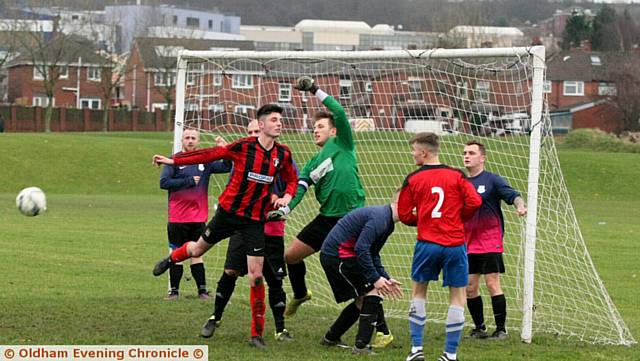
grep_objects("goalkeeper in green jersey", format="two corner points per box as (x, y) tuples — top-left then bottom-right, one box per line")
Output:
(268, 76), (366, 314)
(268, 76), (391, 347)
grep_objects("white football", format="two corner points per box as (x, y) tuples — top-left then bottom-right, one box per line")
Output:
(16, 187), (47, 217)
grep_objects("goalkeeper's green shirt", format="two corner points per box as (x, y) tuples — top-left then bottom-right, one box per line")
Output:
(289, 91), (365, 217)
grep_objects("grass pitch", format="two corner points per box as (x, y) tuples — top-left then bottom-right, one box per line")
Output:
(0, 132), (637, 360)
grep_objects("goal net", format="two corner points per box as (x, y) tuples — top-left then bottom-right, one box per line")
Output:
(172, 47), (634, 345)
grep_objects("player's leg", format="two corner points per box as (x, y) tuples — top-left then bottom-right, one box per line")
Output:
(165, 223), (186, 300)
(153, 208), (234, 276)
(354, 289), (383, 354)
(406, 241), (442, 361)
(466, 255), (487, 338)
(189, 222), (210, 299)
(371, 303), (394, 348)
(285, 215), (341, 317)
(201, 232), (246, 338)
(244, 221), (267, 348)
(440, 244), (469, 361)
(484, 252), (507, 340)
(263, 235), (290, 341)
(319, 253), (358, 349)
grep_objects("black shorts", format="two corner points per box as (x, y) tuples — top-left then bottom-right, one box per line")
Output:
(202, 208), (265, 256)
(297, 214), (342, 252)
(468, 253), (505, 274)
(224, 233), (286, 280)
(167, 222), (206, 249)
(320, 253), (374, 303)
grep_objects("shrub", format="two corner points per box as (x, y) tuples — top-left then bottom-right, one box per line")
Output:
(563, 128), (640, 153)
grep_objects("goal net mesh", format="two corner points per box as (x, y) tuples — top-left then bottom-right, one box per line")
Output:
(174, 49), (634, 345)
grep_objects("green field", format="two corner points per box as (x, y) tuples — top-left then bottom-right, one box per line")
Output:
(0, 132), (638, 360)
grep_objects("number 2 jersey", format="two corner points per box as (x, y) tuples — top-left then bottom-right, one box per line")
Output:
(398, 164), (482, 247)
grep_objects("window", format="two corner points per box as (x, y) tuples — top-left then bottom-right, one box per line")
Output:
(186, 17), (199, 28)
(232, 74), (253, 89)
(279, 83), (292, 102)
(87, 67), (101, 81)
(152, 103), (169, 110)
(187, 64), (204, 86)
(155, 71), (175, 86)
(590, 55), (601, 66)
(234, 105), (255, 114)
(408, 79), (422, 101)
(58, 65), (69, 79)
(456, 81), (468, 99)
(187, 103), (199, 111)
(213, 74), (222, 87)
(172, 15), (178, 25)
(33, 67), (48, 80)
(543, 80), (552, 94)
(80, 98), (101, 109)
(32, 96), (54, 107)
(339, 79), (352, 99)
(208, 104), (224, 112)
(365, 82), (373, 93)
(563, 81), (584, 96)
(475, 81), (491, 102)
(208, 19), (213, 29)
(598, 82), (617, 96)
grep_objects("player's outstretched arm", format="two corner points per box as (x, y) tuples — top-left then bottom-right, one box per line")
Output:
(294, 76), (354, 150)
(153, 154), (174, 166)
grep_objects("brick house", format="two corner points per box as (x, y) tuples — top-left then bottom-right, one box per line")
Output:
(7, 36), (115, 109)
(123, 37), (254, 112)
(546, 50), (640, 132)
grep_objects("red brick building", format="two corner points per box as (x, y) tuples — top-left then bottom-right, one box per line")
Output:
(7, 36), (115, 109)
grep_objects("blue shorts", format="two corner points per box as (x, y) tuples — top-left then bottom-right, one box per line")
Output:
(411, 241), (468, 288)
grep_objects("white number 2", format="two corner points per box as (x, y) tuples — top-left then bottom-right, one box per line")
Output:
(431, 187), (444, 218)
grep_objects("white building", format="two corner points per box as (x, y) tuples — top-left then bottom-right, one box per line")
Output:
(448, 26), (526, 48)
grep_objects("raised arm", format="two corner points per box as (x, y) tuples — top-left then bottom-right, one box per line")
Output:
(173, 145), (233, 166)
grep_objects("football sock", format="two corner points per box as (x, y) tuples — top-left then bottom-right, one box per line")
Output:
(250, 278), (266, 338)
(168, 263), (183, 292)
(467, 295), (485, 330)
(326, 301), (359, 341)
(190, 263), (207, 294)
(375, 305), (390, 335)
(355, 295), (383, 349)
(492, 294), (507, 331)
(268, 280), (286, 333)
(287, 261), (308, 299)
(213, 271), (237, 320)
(170, 242), (192, 263)
(409, 298), (427, 348)
(444, 305), (465, 357)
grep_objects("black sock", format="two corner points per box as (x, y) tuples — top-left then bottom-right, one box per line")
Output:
(375, 305), (390, 335)
(355, 296), (383, 349)
(190, 263), (207, 294)
(287, 261), (308, 300)
(168, 264), (183, 293)
(467, 295), (485, 330)
(268, 282), (286, 333)
(326, 301), (360, 341)
(492, 294), (507, 332)
(213, 272), (238, 320)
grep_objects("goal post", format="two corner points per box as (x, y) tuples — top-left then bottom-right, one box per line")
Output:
(172, 46), (635, 346)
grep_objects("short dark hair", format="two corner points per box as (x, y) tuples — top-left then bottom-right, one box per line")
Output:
(256, 104), (283, 119)
(409, 132), (439, 154)
(313, 110), (335, 128)
(465, 140), (486, 155)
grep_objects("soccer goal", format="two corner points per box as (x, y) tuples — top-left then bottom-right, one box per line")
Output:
(172, 47), (634, 346)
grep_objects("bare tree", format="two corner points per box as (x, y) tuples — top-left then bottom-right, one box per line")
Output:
(609, 61), (640, 132)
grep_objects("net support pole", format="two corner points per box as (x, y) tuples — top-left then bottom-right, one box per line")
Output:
(172, 54), (189, 155)
(521, 45), (546, 344)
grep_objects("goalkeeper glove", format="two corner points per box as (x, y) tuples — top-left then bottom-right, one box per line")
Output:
(266, 206), (290, 221)
(294, 76), (319, 94)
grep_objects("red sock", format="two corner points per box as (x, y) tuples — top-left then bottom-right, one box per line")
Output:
(171, 242), (191, 263)
(250, 282), (266, 337)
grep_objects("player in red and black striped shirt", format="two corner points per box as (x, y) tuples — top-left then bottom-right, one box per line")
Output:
(151, 104), (298, 348)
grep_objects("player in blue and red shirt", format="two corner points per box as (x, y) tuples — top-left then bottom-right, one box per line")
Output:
(319, 193), (403, 354)
(463, 140), (527, 341)
(398, 133), (482, 361)
(160, 129), (231, 300)
(152, 104), (298, 347)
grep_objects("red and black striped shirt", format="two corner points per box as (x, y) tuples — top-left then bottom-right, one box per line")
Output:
(173, 136), (298, 221)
